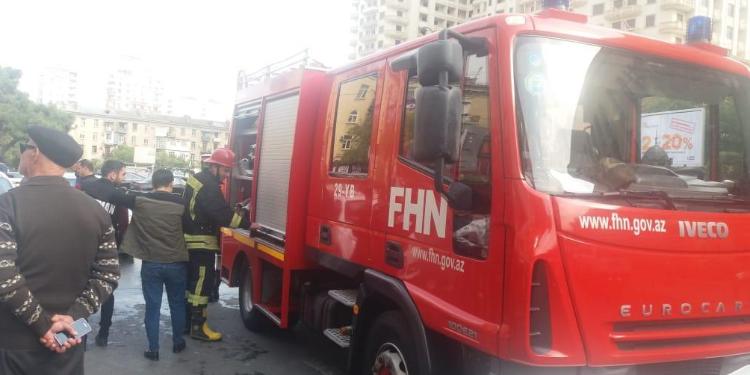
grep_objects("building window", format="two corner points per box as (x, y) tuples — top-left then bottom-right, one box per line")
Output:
(612, 21), (622, 29)
(420, 13), (428, 21)
(92, 146), (97, 154)
(458, 9), (466, 17)
(396, 25), (403, 31)
(395, 39), (402, 45)
(131, 136), (136, 144)
(348, 110), (359, 124)
(397, 10), (403, 16)
(614, 0), (623, 8)
(647, 0), (655, 4)
(625, 18), (635, 29)
(593, 3), (604, 15)
(192, 129), (196, 136)
(132, 123), (138, 131)
(646, 14), (655, 27)
(421, 0), (428, 6)
(675, 37), (683, 43)
(330, 74), (378, 176)
(727, 26), (734, 39)
(192, 141), (196, 149)
(627, 0), (636, 5)
(728, 3), (736, 15)
(144, 139), (148, 145)
(93, 133), (98, 141)
(341, 135), (353, 150)
(79, 133), (85, 140)
(356, 84), (370, 100)
(677, 13), (684, 22)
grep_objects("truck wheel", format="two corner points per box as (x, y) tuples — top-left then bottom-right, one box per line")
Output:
(363, 311), (418, 375)
(239, 266), (271, 332)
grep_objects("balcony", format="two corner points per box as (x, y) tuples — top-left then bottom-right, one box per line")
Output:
(384, 27), (407, 39)
(385, 0), (409, 11)
(570, 0), (586, 8)
(604, 5), (641, 21)
(659, 20), (686, 35)
(661, 0), (694, 12)
(384, 14), (409, 25)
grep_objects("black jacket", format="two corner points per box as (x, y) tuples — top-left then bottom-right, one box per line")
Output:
(0, 176), (120, 350)
(81, 178), (130, 246)
(182, 171), (248, 251)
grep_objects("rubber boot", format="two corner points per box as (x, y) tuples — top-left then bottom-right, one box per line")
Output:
(95, 326), (109, 347)
(190, 306), (222, 342)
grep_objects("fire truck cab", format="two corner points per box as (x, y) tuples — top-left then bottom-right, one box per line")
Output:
(220, 6), (750, 375)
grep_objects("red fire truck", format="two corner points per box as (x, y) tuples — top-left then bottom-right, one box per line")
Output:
(219, 4), (750, 374)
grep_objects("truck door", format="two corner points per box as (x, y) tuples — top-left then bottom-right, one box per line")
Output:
(376, 28), (504, 348)
(315, 62), (385, 265)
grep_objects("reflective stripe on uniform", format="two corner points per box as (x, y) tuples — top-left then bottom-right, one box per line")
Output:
(229, 212), (242, 228)
(186, 176), (203, 221)
(187, 266), (209, 306)
(184, 234), (219, 250)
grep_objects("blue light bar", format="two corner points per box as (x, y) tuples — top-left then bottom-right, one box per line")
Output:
(687, 16), (712, 43)
(542, 0), (570, 10)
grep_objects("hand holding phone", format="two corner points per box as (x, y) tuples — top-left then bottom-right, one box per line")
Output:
(54, 318), (92, 347)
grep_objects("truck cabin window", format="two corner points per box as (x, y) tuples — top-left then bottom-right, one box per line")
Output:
(515, 36), (750, 212)
(329, 74), (379, 176)
(401, 54), (492, 259)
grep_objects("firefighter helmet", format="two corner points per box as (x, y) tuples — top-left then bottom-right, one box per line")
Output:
(204, 148), (235, 168)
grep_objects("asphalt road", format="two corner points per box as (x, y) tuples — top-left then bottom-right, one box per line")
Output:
(84, 257), (347, 375)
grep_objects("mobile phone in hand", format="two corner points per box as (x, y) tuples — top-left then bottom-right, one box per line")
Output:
(54, 318), (92, 347)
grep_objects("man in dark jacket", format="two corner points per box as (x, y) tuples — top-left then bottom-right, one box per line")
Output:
(73, 159), (97, 189)
(0, 126), (120, 374)
(183, 148), (248, 341)
(80, 159), (129, 347)
(119, 169), (188, 360)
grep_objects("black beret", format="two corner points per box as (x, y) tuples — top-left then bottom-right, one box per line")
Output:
(28, 126), (83, 168)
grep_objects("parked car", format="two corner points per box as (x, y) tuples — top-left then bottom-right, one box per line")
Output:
(0, 162), (8, 175)
(5, 171), (22, 188)
(0, 173), (13, 194)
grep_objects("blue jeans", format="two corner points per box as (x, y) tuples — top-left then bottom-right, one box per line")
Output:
(141, 261), (188, 351)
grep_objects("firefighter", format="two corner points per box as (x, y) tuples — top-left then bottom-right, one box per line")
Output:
(183, 148), (248, 341)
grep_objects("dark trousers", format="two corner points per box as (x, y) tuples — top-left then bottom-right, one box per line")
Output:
(141, 261), (188, 351)
(187, 250), (216, 307)
(0, 345), (84, 375)
(99, 294), (114, 331)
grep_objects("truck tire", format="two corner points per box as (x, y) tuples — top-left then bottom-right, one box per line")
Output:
(363, 311), (419, 375)
(239, 266), (272, 332)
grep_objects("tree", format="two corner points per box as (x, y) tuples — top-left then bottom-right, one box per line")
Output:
(0, 66), (73, 167)
(156, 150), (189, 169)
(110, 145), (134, 163)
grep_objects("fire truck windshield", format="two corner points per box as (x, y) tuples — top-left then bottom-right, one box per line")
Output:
(514, 36), (750, 212)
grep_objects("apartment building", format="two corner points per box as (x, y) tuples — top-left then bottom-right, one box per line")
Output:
(67, 110), (229, 167)
(350, 0), (473, 59)
(31, 67), (80, 111)
(352, 0), (750, 61)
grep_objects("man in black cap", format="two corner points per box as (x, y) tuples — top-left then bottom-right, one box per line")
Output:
(0, 126), (120, 374)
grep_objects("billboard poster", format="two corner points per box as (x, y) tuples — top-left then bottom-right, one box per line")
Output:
(641, 108), (705, 167)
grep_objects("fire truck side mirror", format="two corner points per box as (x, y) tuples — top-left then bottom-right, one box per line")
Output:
(413, 85), (462, 163)
(416, 39), (464, 86)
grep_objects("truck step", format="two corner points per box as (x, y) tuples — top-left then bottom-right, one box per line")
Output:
(323, 326), (351, 348)
(328, 289), (357, 308)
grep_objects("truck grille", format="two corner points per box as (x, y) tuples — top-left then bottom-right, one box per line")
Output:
(611, 315), (750, 351)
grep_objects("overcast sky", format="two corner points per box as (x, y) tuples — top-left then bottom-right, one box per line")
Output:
(0, 0), (352, 118)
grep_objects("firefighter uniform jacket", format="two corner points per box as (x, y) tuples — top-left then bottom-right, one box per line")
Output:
(0, 176), (120, 350)
(182, 171), (248, 251)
